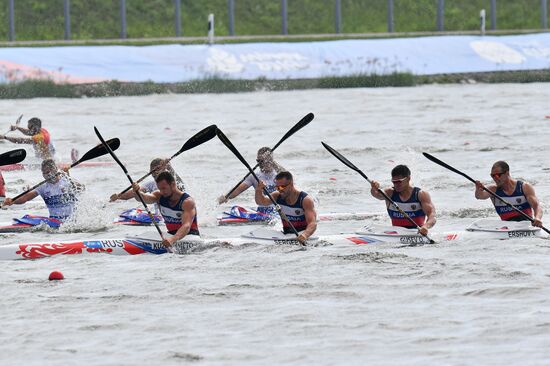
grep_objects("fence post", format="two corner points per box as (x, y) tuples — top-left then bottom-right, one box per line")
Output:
(228, 0), (235, 35)
(64, 0), (71, 40)
(335, 0), (341, 33)
(542, 0), (548, 29)
(175, 0), (181, 36)
(436, 0), (444, 31)
(387, 0), (394, 32)
(208, 13), (215, 45)
(480, 9), (486, 35)
(281, 0), (288, 35)
(120, 0), (127, 39)
(490, 0), (496, 30)
(8, 0), (15, 41)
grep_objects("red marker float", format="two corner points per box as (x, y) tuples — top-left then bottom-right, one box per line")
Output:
(48, 271), (64, 281)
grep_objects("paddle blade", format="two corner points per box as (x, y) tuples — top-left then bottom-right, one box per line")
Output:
(322, 142), (361, 173)
(216, 128), (255, 176)
(422, 152), (475, 183)
(0, 148), (26, 166)
(73, 138), (120, 167)
(175, 124), (218, 157)
(273, 112), (314, 150)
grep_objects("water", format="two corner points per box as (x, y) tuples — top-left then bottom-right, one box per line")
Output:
(1, 83), (550, 365)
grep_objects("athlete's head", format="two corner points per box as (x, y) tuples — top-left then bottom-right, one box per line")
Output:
(491, 161), (510, 187)
(27, 118), (41, 135)
(274, 171), (293, 199)
(41, 159), (59, 183)
(391, 165), (411, 193)
(256, 147), (275, 173)
(150, 158), (175, 179)
(155, 171), (177, 198)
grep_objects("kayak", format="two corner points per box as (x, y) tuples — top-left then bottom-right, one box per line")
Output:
(0, 209), (163, 233)
(0, 161), (114, 172)
(217, 205), (373, 225)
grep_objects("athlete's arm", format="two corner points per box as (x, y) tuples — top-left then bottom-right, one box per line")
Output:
(111, 184), (147, 202)
(475, 181), (494, 199)
(370, 181), (393, 202)
(0, 135), (33, 144)
(131, 183), (159, 204)
(3, 190), (39, 206)
(297, 196), (317, 243)
(255, 180), (277, 206)
(523, 182), (543, 227)
(166, 198), (196, 245)
(419, 190), (436, 234)
(218, 182), (250, 203)
(14, 126), (31, 135)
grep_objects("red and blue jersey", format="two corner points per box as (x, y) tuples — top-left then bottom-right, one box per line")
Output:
(159, 193), (199, 236)
(387, 187), (426, 228)
(493, 181), (533, 221)
(276, 191), (309, 234)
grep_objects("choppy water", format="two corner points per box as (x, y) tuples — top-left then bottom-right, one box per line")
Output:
(1, 83), (550, 365)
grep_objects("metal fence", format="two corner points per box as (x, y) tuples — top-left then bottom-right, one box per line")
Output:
(7, 0), (548, 41)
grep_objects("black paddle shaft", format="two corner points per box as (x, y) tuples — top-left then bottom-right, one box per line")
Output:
(423, 152), (550, 235)
(216, 128), (303, 240)
(223, 113), (314, 200)
(322, 142), (435, 244)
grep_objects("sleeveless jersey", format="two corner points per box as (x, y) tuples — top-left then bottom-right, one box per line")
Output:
(159, 192), (199, 235)
(32, 128), (56, 159)
(276, 191), (309, 234)
(493, 181), (533, 221)
(387, 187), (426, 228)
(34, 174), (80, 220)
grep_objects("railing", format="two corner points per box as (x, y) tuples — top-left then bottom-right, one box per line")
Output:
(0, 0), (548, 41)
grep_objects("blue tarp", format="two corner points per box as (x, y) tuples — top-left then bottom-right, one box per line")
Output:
(0, 33), (549, 84)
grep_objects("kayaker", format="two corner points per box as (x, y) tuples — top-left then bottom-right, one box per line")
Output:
(218, 147), (285, 214)
(0, 171), (5, 205)
(110, 158), (185, 202)
(474, 160), (543, 227)
(254, 171), (317, 244)
(132, 171), (199, 248)
(370, 164), (436, 236)
(3, 159), (84, 221)
(0, 117), (56, 160)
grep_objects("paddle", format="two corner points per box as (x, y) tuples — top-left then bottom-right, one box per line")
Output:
(117, 124), (218, 196)
(94, 127), (170, 251)
(0, 148), (26, 166)
(423, 152), (550, 235)
(216, 128), (304, 243)
(3, 114), (22, 136)
(7, 138), (120, 204)
(322, 142), (435, 244)
(222, 112), (314, 201)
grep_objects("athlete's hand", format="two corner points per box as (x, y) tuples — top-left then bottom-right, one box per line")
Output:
(110, 193), (119, 202)
(217, 195), (228, 204)
(370, 180), (380, 190)
(9, 125), (17, 131)
(3, 198), (13, 206)
(418, 225), (429, 236)
(131, 182), (140, 193)
(257, 180), (266, 191)
(162, 237), (175, 248)
(533, 218), (543, 228)
(474, 180), (484, 191)
(0, 135), (4, 140)
(297, 234), (307, 244)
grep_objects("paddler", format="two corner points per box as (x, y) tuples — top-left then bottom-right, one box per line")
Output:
(218, 147), (285, 214)
(0, 117), (56, 160)
(132, 171), (199, 248)
(2, 159), (84, 221)
(370, 164), (436, 236)
(474, 160), (543, 227)
(110, 158), (185, 202)
(254, 171), (317, 244)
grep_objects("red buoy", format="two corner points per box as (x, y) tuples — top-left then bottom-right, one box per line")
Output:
(48, 271), (64, 281)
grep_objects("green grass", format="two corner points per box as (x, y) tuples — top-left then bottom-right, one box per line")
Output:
(0, 0), (547, 41)
(1, 70), (549, 99)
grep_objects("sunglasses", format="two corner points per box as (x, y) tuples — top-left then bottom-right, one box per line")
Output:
(275, 184), (289, 191)
(256, 159), (265, 163)
(490, 171), (506, 179)
(391, 177), (408, 184)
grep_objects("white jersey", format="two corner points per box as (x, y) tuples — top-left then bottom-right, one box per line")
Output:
(34, 175), (80, 220)
(243, 170), (277, 212)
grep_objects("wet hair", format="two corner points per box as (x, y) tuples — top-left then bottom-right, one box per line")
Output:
(155, 171), (175, 184)
(41, 159), (57, 172)
(391, 165), (411, 178)
(275, 171), (293, 181)
(28, 117), (42, 129)
(492, 161), (510, 173)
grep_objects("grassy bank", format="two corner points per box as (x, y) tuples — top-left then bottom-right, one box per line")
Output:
(0, 0), (547, 41)
(1, 70), (549, 99)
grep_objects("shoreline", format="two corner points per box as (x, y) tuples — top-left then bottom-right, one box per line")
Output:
(0, 69), (549, 99)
